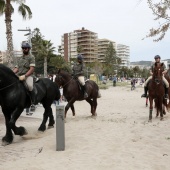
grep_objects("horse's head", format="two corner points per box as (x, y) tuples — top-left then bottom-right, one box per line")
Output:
(0, 64), (19, 89)
(55, 70), (72, 87)
(153, 62), (164, 84)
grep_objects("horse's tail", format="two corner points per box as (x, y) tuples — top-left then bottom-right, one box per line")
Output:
(54, 83), (61, 101)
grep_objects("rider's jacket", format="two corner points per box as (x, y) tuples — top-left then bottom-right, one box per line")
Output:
(72, 62), (85, 76)
(15, 53), (35, 76)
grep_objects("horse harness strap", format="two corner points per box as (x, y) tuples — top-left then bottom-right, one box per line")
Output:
(62, 77), (73, 88)
(0, 81), (18, 91)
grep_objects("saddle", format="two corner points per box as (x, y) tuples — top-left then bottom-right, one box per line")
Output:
(73, 76), (89, 91)
(73, 76), (84, 91)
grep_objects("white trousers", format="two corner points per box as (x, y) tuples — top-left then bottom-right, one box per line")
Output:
(144, 76), (169, 88)
(25, 76), (33, 91)
(78, 76), (85, 86)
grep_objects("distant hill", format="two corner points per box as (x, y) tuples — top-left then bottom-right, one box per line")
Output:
(130, 61), (152, 66)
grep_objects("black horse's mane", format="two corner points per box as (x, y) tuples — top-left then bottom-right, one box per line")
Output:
(0, 64), (18, 79)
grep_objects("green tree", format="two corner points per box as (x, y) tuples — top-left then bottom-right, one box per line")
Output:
(103, 42), (120, 76)
(0, 0), (32, 67)
(38, 40), (55, 77)
(31, 28), (57, 76)
(146, 0), (170, 41)
(50, 54), (71, 72)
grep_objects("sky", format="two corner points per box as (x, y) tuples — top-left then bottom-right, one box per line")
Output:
(0, 0), (170, 62)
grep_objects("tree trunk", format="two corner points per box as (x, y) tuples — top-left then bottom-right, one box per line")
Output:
(5, 0), (14, 68)
(44, 56), (47, 78)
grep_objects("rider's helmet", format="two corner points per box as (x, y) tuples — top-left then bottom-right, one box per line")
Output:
(77, 54), (83, 61)
(21, 42), (31, 49)
(154, 55), (161, 59)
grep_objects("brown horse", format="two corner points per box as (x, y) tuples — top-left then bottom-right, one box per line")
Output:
(165, 72), (170, 110)
(55, 70), (100, 118)
(148, 62), (167, 121)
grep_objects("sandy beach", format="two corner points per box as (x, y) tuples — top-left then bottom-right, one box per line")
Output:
(0, 84), (170, 170)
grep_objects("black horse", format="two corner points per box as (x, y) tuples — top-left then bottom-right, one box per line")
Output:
(55, 70), (100, 118)
(0, 64), (60, 145)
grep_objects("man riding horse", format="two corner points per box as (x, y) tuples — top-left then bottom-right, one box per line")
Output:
(13, 42), (37, 104)
(141, 55), (169, 99)
(72, 54), (88, 99)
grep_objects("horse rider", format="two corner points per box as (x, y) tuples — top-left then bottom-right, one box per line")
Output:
(72, 54), (88, 99)
(141, 55), (169, 99)
(13, 42), (37, 104)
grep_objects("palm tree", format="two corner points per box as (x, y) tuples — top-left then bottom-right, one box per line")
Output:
(38, 40), (56, 78)
(0, 0), (32, 68)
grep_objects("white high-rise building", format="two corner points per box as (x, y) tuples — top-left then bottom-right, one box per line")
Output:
(117, 44), (130, 67)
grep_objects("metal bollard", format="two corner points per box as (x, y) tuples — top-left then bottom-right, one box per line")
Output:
(56, 105), (65, 151)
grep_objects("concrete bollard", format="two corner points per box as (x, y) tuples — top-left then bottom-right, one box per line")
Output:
(56, 105), (65, 151)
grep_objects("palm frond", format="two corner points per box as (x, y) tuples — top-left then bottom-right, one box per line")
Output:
(18, 3), (32, 19)
(0, 0), (5, 15)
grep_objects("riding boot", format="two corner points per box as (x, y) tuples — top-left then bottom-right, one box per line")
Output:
(164, 87), (169, 99)
(82, 85), (88, 99)
(141, 86), (148, 98)
(30, 86), (37, 105)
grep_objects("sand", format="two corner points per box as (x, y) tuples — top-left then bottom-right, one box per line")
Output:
(0, 84), (170, 170)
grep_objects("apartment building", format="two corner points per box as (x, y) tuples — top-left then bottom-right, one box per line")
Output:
(98, 39), (116, 63)
(117, 44), (130, 67)
(59, 27), (98, 63)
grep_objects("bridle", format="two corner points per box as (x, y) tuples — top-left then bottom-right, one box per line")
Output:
(153, 67), (163, 85)
(57, 75), (73, 88)
(0, 81), (18, 91)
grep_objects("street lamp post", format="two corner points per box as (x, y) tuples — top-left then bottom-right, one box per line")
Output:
(18, 28), (32, 53)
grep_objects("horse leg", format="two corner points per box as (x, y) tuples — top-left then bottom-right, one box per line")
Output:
(2, 108), (27, 145)
(48, 107), (55, 128)
(149, 98), (153, 122)
(86, 99), (93, 114)
(160, 102), (164, 121)
(70, 104), (76, 117)
(65, 98), (75, 118)
(92, 98), (98, 116)
(163, 104), (166, 115)
(9, 108), (28, 136)
(38, 103), (53, 131)
(146, 97), (148, 107)
(2, 113), (13, 145)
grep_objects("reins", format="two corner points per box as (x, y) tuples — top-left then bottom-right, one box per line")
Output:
(61, 77), (73, 88)
(0, 81), (18, 91)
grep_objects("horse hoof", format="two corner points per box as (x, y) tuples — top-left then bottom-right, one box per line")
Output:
(2, 136), (13, 146)
(19, 127), (28, 136)
(24, 129), (28, 135)
(1, 141), (11, 146)
(160, 117), (164, 121)
(148, 119), (152, 123)
(38, 126), (46, 132)
(48, 125), (54, 129)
